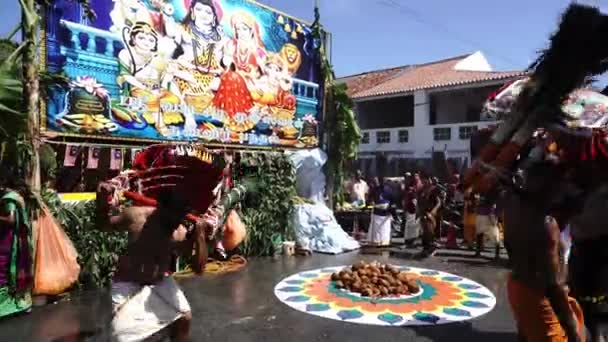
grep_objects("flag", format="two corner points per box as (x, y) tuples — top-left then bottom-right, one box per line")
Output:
(131, 148), (142, 164)
(110, 148), (123, 170)
(87, 146), (101, 169)
(63, 144), (79, 167)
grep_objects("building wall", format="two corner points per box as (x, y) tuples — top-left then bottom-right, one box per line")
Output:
(355, 81), (510, 177)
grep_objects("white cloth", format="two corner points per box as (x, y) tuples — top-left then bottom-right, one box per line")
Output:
(287, 149), (327, 204)
(293, 203), (360, 254)
(403, 213), (421, 241)
(368, 214), (392, 246)
(110, 277), (191, 342)
(475, 214), (500, 245)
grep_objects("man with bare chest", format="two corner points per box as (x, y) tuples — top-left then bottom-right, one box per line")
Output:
(96, 183), (212, 342)
(417, 175), (442, 257)
(501, 163), (585, 342)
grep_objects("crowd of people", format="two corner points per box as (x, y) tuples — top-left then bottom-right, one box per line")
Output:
(344, 170), (504, 259)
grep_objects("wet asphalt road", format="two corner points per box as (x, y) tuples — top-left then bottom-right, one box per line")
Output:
(0, 245), (516, 342)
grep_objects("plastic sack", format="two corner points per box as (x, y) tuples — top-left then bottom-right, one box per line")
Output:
(222, 210), (246, 251)
(33, 207), (80, 295)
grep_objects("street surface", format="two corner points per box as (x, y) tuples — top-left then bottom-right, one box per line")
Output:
(0, 243), (516, 341)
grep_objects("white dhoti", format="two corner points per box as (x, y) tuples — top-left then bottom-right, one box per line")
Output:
(475, 215), (500, 245)
(110, 276), (191, 342)
(368, 214), (392, 246)
(403, 213), (420, 241)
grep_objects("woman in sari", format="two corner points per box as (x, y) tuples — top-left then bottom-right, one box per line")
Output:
(0, 181), (33, 318)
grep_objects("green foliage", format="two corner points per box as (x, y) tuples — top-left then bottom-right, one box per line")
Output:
(38, 152), (297, 286)
(324, 83), (361, 205)
(234, 153), (297, 257)
(42, 189), (128, 289)
(39, 143), (57, 183)
(311, 7), (361, 206)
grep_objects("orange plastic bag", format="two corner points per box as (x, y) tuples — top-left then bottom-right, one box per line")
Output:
(222, 210), (246, 251)
(33, 207), (80, 295)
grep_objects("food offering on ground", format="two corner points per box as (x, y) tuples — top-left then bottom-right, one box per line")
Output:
(330, 260), (420, 298)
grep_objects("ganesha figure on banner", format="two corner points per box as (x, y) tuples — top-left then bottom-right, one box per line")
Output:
(169, 0), (227, 114)
(251, 53), (297, 119)
(116, 21), (182, 136)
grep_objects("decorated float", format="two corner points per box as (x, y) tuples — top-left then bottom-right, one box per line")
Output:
(32, 0), (368, 290)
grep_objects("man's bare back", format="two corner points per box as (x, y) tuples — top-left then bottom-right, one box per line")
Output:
(502, 192), (561, 289)
(500, 162), (582, 342)
(96, 184), (207, 285)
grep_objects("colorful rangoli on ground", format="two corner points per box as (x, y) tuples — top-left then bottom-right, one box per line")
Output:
(274, 265), (496, 326)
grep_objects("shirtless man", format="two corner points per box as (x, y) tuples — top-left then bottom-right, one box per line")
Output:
(417, 174), (442, 257)
(96, 182), (212, 342)
(569, 185), (608, 342)
(501, 162), (584, 342)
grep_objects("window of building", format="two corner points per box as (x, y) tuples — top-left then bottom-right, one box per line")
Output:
(459, 125), (478, 139)
(466, 105), (481, 122)
(361, 132), (369, 144)
(398, 130), (409, 143)
(376, 131), (391, 144)
(433, 127), (451, 141)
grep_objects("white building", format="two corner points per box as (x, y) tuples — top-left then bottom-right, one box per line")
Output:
(338, 51), (525, 177)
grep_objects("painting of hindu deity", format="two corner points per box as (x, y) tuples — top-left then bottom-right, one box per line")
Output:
(43, 0), (321, 148)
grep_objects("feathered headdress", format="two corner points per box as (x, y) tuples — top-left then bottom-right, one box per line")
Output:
(522, 4), (608, 123)
(105, 144), (225, 215)
(464, 4), (608, 194)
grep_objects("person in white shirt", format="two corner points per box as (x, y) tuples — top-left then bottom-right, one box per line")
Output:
(348, 170), (369, 207)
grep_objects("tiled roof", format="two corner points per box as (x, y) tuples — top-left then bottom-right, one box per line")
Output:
(337, 65), (411, 97)
(350, 54), (526, 99)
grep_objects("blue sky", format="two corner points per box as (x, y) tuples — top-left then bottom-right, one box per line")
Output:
(1, 0), (607, 78)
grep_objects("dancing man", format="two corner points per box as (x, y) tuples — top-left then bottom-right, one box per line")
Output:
(502, 162), (585, 342)
(96, 183), (214, 342)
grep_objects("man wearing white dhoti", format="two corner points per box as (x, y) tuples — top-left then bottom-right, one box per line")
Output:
(402, 175), (420, 245)
(110, 277), (192, 342)
(367, 177), (394, 246)
(96, 184), (212, 342)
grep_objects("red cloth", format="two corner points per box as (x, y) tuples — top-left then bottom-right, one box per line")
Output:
(212, 71), (253, 118)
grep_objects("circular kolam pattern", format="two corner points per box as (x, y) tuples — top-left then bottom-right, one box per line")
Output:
(274, 265), (496, 326)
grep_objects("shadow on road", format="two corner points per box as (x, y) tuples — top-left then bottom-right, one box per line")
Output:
(411, 321), (517, 342)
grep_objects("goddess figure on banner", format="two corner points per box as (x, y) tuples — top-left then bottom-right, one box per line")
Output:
(116, 21), (182, 136)
(213, 10), (269, 132)
(223, 11), (267, 87)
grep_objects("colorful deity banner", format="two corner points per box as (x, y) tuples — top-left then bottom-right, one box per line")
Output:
(44, 0), (321, 148)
